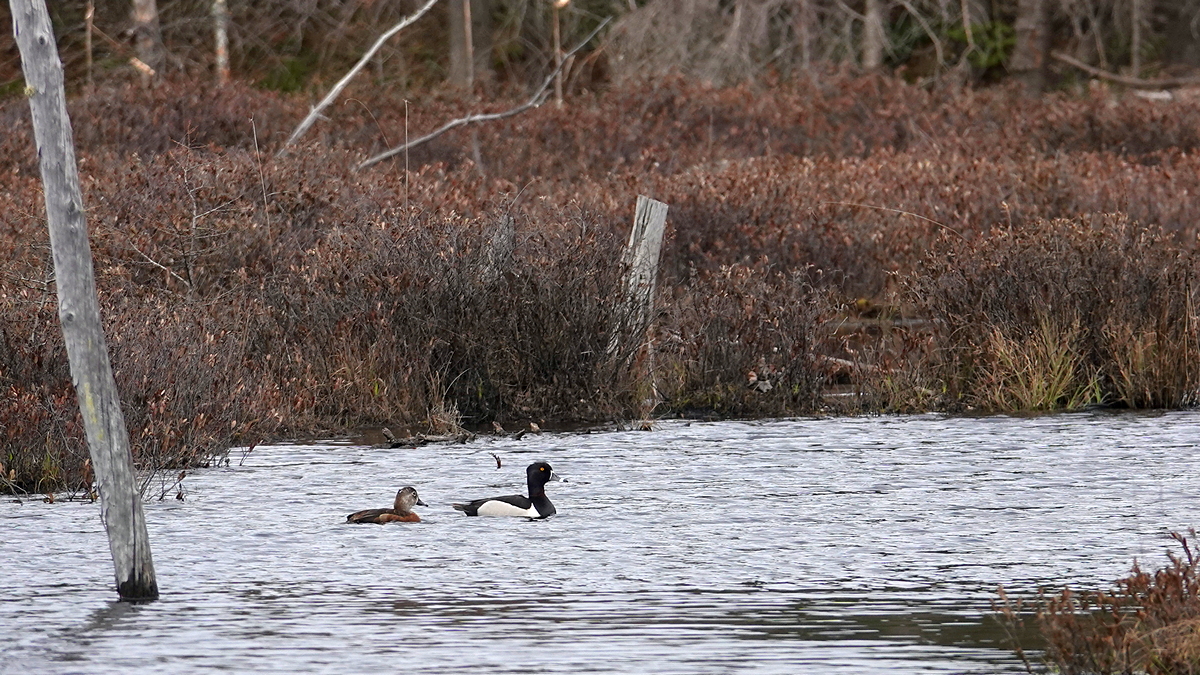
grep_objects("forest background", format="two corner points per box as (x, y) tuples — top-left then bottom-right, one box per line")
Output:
(2, 0), (1200, 495)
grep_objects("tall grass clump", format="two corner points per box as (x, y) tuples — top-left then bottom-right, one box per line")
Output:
(906, 215), (1199, 412)
(980, 313), (1102, 411)
(999, 531), (1200, 675)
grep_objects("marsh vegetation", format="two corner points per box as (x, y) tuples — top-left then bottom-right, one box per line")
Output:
(4, 75), (1200, 495)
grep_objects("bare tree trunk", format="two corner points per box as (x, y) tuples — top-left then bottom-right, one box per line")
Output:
(213, 0), (229, 84)
(958, 0), (976, 54)
(449, 0), (469, 87)
(462, 0), (474, 88)
(1010, 0), (1048, 93)
(449, 0), (492, 88)
(608, 195), (669, 362)
(553, 1), (564, 105)
(863, 0), (885, 70)
(795, 0), (814, 72)
(957, 0), (990, 71)
(709, 0), (774, 83)
(1130, 0), (1142, 77)
(85, 0), (94, 91)
(10, 0), (159, 602)
(131, 0), (164, 83)
(475, 0), (493, 85)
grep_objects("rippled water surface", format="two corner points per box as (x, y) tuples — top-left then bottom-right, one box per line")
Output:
(5, 412), (1200, 673)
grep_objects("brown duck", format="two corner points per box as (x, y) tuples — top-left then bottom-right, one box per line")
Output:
(347, 486), (427, 524)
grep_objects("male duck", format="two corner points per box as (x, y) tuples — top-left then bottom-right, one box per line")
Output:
(346, 486), (427, 524)
(452, 461), (560, 519)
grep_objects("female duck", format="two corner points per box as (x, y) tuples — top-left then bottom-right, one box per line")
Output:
(347, 486), (427, 524)
(452, 461), (561, 519)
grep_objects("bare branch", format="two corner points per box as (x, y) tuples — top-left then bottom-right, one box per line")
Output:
(1051, 51), (1200, 90)
(895, 0), (944, 71)
(130, 243), (192, 289)
(89, 23), (157, 77)
(357, 17), (612, 172)
(359, 95), (546, 171)
(277, 0), (443, 156)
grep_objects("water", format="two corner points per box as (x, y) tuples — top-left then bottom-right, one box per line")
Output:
(4, 411), (1199, 673)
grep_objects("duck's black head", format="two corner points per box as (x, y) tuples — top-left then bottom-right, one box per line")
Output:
(526, 461), (560, 492)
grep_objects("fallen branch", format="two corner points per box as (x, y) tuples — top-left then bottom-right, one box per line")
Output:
(1051, 51), (1200, 90)
(277, 0), (442, 156)
(356, 17), (611, 171)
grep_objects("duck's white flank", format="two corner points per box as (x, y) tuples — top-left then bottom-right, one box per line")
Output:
(475, 500), (540, 517)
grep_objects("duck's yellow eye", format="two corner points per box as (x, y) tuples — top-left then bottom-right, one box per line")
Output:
(540, 467), (545, 471)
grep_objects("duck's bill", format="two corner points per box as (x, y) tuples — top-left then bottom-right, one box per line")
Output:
(550, 471), (565, 482)
(416, 498), (428, 507)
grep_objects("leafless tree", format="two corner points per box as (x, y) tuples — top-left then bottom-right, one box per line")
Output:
(131, 0), (164, 82)
(213, 0), (229, 84)
(449, 0), (493, 88)
(863, 0), (884, 70)
(1011, 0), (1049, 92)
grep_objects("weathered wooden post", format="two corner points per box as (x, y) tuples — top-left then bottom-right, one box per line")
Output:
(624, 196), (669, 334)
(609, 195), (669, 358)
(609, 196), (668, 419)
(11, 0), (159, 601)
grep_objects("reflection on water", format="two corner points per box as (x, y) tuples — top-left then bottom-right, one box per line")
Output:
(3, 411), (1199, 673)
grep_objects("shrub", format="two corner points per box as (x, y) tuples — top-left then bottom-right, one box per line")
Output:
(906, 215), (1199, 412)
(999, 531), (1200, 675)
(654, 264), (829, 418)
(5, 75), (1200, 491)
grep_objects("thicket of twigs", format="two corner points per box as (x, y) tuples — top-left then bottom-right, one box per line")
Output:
(2, 0), (1195, 94)
(999, 531), (1200, 675)
(2, 73), (1199, 493)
